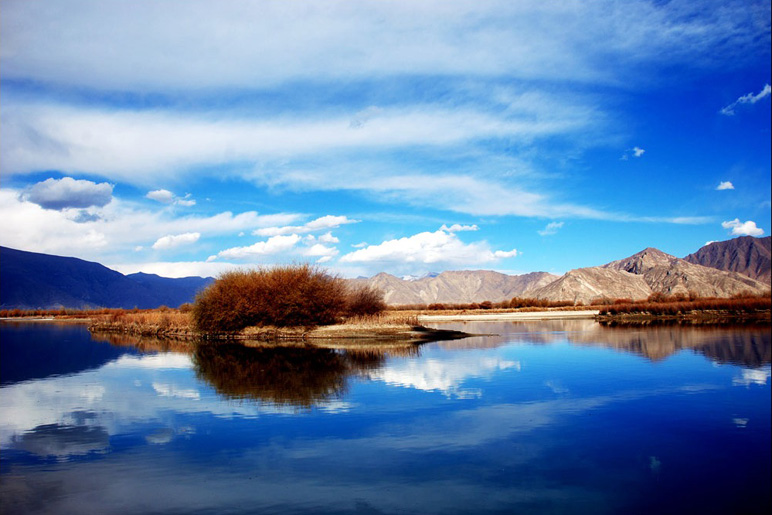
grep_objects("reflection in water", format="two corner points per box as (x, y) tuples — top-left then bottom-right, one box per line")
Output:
(431, 320), (771, 367)
(193, 344), (391, 408)
(1, 322), (139, 385)
(90, 330), (195, 354)
(11, 423), (110, 459)
(0, 322), (769, 515)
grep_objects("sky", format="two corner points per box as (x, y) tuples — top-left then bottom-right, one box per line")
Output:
(1, 0), (770, 279)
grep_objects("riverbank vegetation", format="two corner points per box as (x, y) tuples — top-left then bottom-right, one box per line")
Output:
(595, 292), (770, 321)
(191, 265), (385, 333)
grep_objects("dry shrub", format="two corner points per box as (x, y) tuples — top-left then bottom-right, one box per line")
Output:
(192, 264), (348, 332)
(345, 285), (387, 317)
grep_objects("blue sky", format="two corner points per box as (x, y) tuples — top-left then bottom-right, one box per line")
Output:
(1, 0), (770, 278)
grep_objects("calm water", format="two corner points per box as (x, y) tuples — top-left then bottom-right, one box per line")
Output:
(1, 320), (770, 515)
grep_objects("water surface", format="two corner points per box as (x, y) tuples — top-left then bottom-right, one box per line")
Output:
(1, 320), (769, 514)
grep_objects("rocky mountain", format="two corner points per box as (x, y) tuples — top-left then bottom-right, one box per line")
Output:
(348, 270), (558, 305)
(684, 236), (771, 284)
(0, 246), (213, 310)
(527, 267), (651, 304)
(528, 246), (769, 304)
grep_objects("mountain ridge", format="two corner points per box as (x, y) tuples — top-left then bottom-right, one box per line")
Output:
(0, 246), (213, 310)
(1, 236), (769, 309)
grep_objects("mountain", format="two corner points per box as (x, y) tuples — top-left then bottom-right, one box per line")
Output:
(126, 272), (213, 308)
(529, 247), (769, 304)
(0, 246), (212, 309)
(348, 270), (559, 305)
(528, 267), (651, 304)
(683, 236), (771, 285)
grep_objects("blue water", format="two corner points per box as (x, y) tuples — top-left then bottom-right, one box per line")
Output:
(1, 320), (769, 514)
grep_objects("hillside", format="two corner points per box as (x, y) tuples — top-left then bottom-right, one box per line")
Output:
(684, 236), (771, 284)
(347, 270), (558, 305)
(0, 247), (212, 309)
(528, 247), (769, 304)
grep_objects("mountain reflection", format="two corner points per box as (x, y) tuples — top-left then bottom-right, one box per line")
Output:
(430, 320), (771, 367)
(192, 343), (398, 408)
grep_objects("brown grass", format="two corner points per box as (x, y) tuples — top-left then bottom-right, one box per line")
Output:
(597, 293), (771, 316)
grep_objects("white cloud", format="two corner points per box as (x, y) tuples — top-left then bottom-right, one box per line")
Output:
(254, 216), (358, 236)
(716, 181), (734, 190)
(621, 146), (645, 160)
(213, 234), (302, 260)
(317, 232), (340, 244)
(304, 243), (339, 261)
(2, 1), (763, 92)
(493, 249), (519, 258)
(721, 218), (765, 236)
(146, 189), (175, 204)
(152, 232), (200, 250)
(147, 189), (196, 206)
(720, 84), (771, 115)
(339, 227), (517, 269)
(538, 221), (564, 236)
(440, 224), (479, 232)
(0, 188), (302, 261)
(20, 177), (113, 210)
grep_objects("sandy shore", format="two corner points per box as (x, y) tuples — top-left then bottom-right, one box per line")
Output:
(418, 310), (600, 322)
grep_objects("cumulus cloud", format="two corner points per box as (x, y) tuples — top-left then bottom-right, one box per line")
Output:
(211, 234), (302, 261)
(20, 177), (113, 210)
(538, 221), (564, 236)
(152, 232), (200, 250)
(720, 84), (771, 115)
(146, 189), (174, 204)
(339, 227), (517, 268)
(721, 219), (764, 236)
(304, 243), (339, 263)
(716, 181), (734, 190)
(0, 188), (303, 261)
(254, 215), (358, 236)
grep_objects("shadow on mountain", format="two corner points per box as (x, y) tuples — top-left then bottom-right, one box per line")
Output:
(192, 343), (398, 409)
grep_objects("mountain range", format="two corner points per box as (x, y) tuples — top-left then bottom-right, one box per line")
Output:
(1, 236), (769, 309)
(351, 236), (771, 305)
(0, 246), (213, 310)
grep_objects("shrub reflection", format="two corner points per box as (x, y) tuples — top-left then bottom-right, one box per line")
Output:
(192, 343), (403, 408)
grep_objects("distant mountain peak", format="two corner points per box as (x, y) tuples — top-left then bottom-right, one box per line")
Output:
(603, 247), (677, 275)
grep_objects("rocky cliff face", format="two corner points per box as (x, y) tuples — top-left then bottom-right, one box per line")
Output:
(684, 236), (771, 285)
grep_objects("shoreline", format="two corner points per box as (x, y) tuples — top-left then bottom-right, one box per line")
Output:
(418, 310), (601, 322)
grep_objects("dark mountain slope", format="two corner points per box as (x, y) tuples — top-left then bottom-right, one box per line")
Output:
(0, 246), (211, 309)
(684, 236), (771, 285)
(126, 272), (212, 307)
